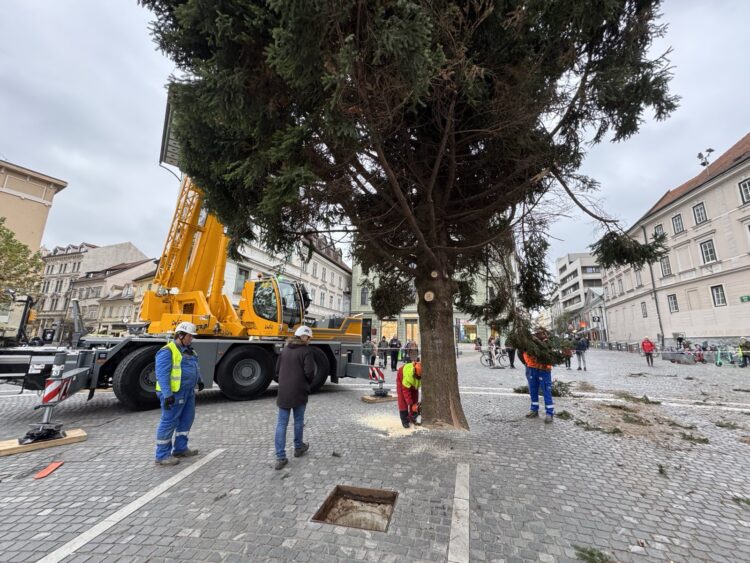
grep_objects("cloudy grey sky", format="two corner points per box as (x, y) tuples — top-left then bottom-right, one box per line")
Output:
(2, 0), (749, 267)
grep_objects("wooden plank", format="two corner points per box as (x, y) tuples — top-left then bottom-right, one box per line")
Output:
(34, 461), (65, 479)
(0, 429), (87, 457)
(361, 394), (397, 403)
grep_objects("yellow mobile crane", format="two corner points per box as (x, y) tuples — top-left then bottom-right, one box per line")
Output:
(0, 175), (368, 415)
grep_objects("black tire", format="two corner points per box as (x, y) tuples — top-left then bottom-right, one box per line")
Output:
(217, 346), (274, 400)
(480, 354), (491, 368)
(309, 347), (330, 393)
(112, 346), (161, 411)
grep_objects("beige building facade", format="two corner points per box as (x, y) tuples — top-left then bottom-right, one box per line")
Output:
(603, 131), (750, 347)
(36, 243), (149, 341)
(224, 234), (353, 323)
(0, 159), (67, 250)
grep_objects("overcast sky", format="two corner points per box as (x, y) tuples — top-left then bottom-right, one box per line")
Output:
(2, 0), (749, 270)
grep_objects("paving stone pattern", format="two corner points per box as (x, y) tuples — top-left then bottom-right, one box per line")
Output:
(0, 348), (749, 562)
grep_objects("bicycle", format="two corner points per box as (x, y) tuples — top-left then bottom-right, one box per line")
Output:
(479, 348), (508, 368)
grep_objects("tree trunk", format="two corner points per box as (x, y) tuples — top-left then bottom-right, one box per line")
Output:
(416, 275), (469, 431)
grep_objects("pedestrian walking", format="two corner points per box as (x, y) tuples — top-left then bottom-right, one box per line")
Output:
(363, 337), (375, 365)
(378, 336), (388, 368)
(370, 339), (378, 366)
(519, 331), (554, 423)
(504, 341), (516, 369)
(641, 336), (655, 367)
(396, 360), (422, 428)
(274, 325), (315, 470)
(575, 335), (588, 371)
(739, 337), (750, 368)
(406, 339), (419, 362)
(154, 321), (204, 466)
(389, 335), (402, 371)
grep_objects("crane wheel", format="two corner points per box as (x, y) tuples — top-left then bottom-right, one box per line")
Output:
(112, 346), (161, 411)
(309, 347), (330, 393)
(217, 346), (274, 400)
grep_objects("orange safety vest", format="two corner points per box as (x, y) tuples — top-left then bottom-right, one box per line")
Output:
(522, 352), (551, 371)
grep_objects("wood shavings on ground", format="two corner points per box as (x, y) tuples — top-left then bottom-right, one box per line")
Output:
(358, 414), (424, 437)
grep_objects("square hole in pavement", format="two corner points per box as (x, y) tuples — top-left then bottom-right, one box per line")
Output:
(312, 485), (398, 532)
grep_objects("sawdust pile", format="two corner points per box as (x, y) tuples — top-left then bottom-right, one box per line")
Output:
(358, 414), (424, 438)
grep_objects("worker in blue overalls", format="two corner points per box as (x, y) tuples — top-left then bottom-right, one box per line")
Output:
(154, 321), (204, 466)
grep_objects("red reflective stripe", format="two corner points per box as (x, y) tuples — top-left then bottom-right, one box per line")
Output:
(43, 380), (62, 403)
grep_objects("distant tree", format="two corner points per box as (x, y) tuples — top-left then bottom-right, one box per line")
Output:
(0, 218), (43, 304)
(142, 0), (676, 429)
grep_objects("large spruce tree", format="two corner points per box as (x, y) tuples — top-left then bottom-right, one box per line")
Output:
(141, 0), (675, 429)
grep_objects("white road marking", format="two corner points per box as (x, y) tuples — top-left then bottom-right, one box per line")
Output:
(36, 448), (225, 563)
(447, 462), (470, 563)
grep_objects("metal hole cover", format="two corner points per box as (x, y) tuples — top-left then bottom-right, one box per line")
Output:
(312, 485), (398, 532)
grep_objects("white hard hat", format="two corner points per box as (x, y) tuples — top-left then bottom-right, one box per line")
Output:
(294, 325), (313, 338)
(174, 321), (198, 335)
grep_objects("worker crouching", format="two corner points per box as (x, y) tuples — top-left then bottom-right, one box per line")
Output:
(396, 360), (422, 428)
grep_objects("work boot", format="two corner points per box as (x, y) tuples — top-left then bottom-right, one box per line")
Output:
(525, 410), (539, 418)
(545, 414), (554, 423)
(577, 367), (582, 371)
(402, 421), (411, 428)
(155, 457), (180, 466)
(294, 443), (309, 458)
(275, 458), (288, 470)
(173, 448), (199, 458)
(584, 367), (587, 371)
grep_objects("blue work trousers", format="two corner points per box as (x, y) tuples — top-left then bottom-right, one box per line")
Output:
(275, 404), (306, 460)
(526, 367), (554, 415)
(155, 389), (195, 461)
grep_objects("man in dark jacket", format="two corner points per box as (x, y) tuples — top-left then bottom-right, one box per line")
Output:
(274, 325), (315, 470)
(389, 335), (402, 371)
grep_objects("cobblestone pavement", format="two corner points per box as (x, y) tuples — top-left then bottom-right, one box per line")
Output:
(1, 348), (749, 562)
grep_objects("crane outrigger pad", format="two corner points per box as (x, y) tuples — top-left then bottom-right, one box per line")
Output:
(0, 428), (87, 457)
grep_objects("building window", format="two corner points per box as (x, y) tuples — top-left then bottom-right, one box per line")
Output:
(660, 257), (672, 277)
(693, 202), (708, 225)
(322, 267), (327, 282)
(312, 262), (318, 277)
(667, 294), (679, 313)
(710, 285), (727, 307)
(699, 240), (717, 263)
(617, 279), (623, 295)
(654, 224), (664, 236)
(740, 178), (750, 204)
(360, 287), (369, 306)
(310, 288), (316, 301)
(337, 297), (342, 310)
(234, 267), (250, 294)
(320, 292), (325, 306)
(338, 276), (342, 289)
(581, 266), (601, 274)
(641, 302), (648, 317)
(672, 214), (684, 234)
(301, 260), (308, 273)
(604, 286), (609, 300)
(330, 271), (334, 284)
(635, 269), (642, 287)
(329, 295), (333, 308)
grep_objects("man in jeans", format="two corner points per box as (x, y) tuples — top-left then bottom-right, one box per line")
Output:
(274, 325), (315, 470)
(575, 335), (588, 371)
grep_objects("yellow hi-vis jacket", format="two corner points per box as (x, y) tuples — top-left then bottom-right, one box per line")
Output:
(155, 341), (182, 393)
(402, 362), (421, 390)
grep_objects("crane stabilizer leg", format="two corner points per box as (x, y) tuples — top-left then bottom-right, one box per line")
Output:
(19, 353), (90, 445)
(346, 363), (390, 397)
